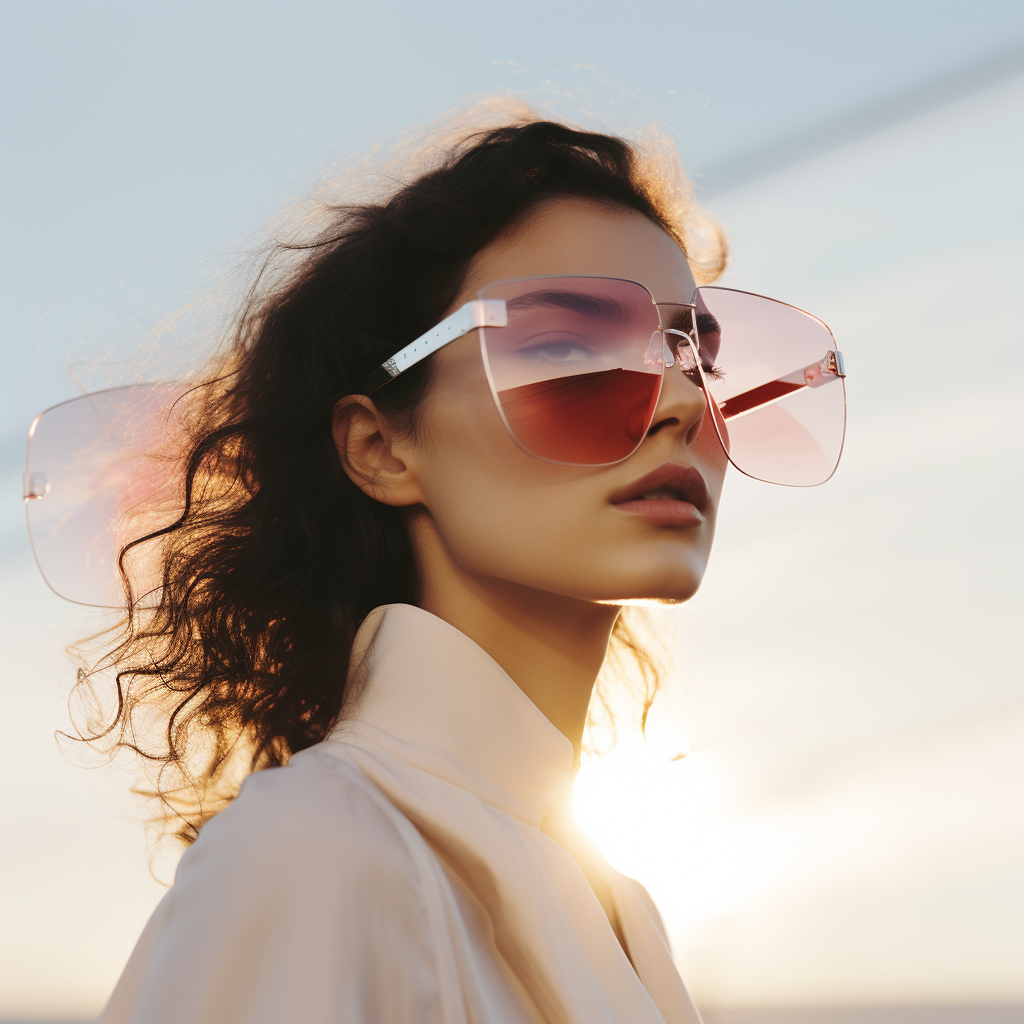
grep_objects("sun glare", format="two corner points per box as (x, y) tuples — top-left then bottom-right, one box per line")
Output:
(573, 732), (792, 929)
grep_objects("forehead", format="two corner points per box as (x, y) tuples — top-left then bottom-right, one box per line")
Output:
(457, 197), (697, 307)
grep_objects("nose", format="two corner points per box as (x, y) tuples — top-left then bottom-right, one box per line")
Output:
(647, 336), (708, 448)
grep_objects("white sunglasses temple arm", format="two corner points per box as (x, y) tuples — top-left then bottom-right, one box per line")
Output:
(354, 299), (507, 395)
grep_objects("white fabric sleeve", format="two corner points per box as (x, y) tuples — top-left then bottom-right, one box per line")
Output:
(98, 755), (444, 1024)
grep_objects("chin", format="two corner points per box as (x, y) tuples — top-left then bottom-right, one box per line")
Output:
(587, 567), (708, 606)
(620, 582), (703, 605)
(611, 547), (711, 603)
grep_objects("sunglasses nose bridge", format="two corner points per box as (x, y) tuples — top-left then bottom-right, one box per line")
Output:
(657, 328), (701, 375)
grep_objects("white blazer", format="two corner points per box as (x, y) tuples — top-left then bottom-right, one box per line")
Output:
(99, 603), (704, 1023)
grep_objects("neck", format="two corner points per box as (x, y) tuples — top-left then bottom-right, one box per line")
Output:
(410, 517), (619, 764)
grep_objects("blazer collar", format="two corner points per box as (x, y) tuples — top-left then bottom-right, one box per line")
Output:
(331, 604), (575, 827)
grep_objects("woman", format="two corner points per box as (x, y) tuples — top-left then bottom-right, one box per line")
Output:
(25, 114), (845, 1022)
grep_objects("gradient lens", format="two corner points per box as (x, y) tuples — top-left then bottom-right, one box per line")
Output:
(24, 384), (186, 606)
(692, 287), (846, 486)
(478, 277), (663, 465)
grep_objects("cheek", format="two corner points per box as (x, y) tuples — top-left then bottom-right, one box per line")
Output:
(417, 383), (588, 579)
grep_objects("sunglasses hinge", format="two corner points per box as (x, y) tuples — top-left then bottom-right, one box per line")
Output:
(825, 350), (846, 378)
(470, 299), (507, 328)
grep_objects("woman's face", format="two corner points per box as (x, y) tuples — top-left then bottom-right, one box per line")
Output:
(390, 198), (727, 605)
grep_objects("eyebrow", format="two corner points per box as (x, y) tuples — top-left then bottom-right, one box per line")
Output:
(505, 290), (634, 322)
(697, 312), (721, 336)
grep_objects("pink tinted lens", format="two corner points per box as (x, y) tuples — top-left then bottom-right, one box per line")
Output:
(478, 277), (662, 465)
(693, 287), (846, 486)
(24, 384), (186, 606)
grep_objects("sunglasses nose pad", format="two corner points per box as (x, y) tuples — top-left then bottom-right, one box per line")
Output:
(644, 332), (674, 368)
(675, 336), (698, 373)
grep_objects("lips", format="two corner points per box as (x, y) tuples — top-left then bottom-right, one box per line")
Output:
(608, 463), (709, 526)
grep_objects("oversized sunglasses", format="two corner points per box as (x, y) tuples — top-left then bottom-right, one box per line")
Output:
(358, 275), (847, 482)
(23, 275), (846, 606)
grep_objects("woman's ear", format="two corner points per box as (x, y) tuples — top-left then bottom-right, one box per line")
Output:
(332, 395), (425, 507)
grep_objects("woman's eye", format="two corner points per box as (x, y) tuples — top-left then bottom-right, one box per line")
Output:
(516, 334), (594, 363)
(682, 362), (726, 384)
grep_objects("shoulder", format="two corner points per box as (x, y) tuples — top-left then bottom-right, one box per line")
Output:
(180, 744), (426, 898)
(100, 748), (445, 1022)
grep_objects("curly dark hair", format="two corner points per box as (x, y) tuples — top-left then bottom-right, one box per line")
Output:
(77, 111), (726, 843)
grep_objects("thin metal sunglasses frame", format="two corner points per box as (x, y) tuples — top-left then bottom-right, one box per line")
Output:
(353, 276), (847, 471)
